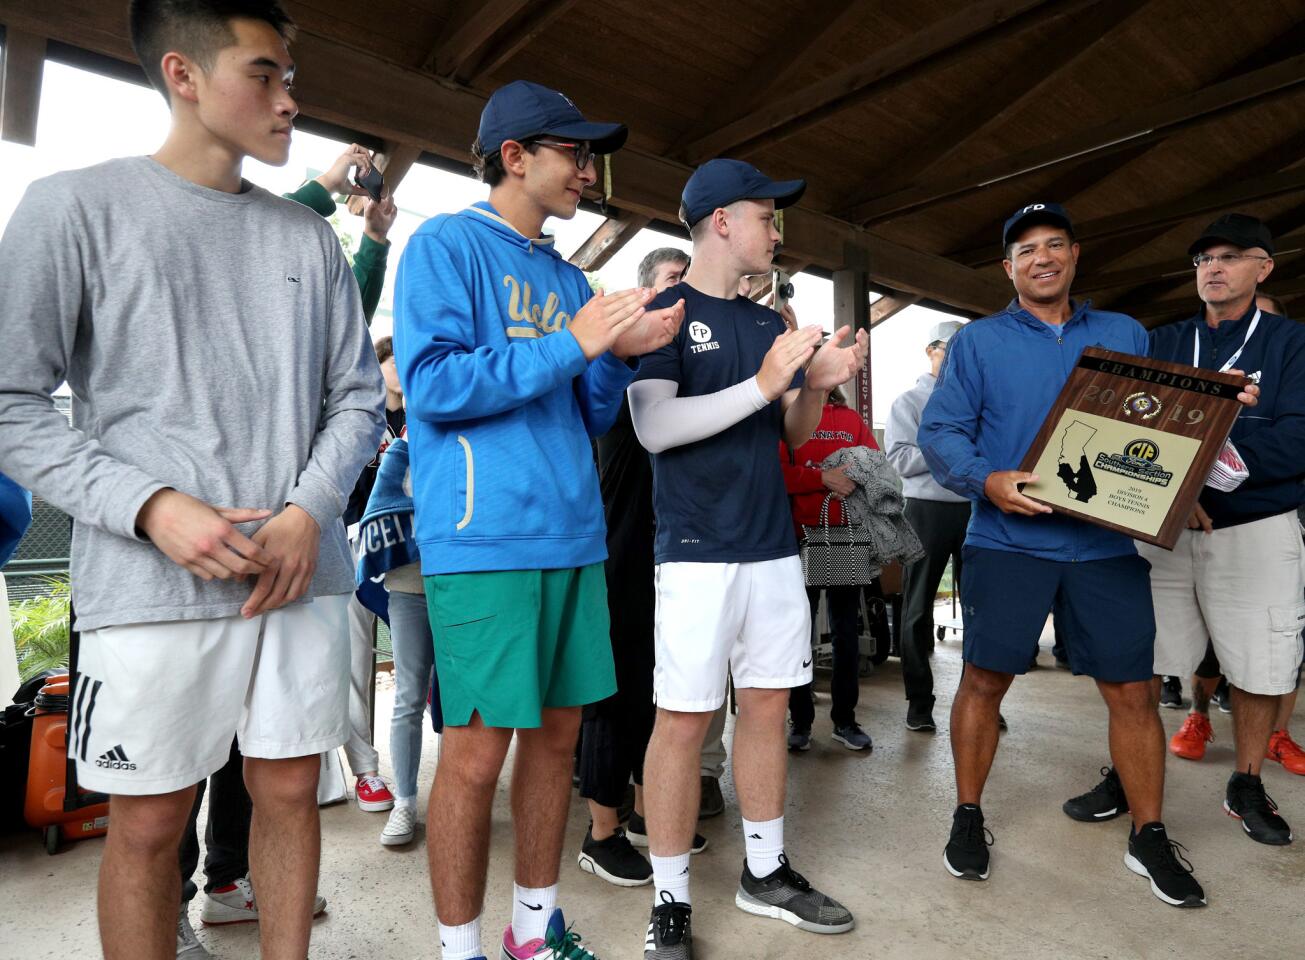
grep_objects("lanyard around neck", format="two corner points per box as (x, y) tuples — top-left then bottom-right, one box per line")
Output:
(1194, 308), (1259, 373)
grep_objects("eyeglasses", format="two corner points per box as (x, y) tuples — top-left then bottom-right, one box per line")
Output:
(532, 138), (594, 170)
(1192, 253), (1270, 269)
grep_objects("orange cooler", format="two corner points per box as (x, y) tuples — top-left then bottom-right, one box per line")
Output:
(23, 674), (110, 854)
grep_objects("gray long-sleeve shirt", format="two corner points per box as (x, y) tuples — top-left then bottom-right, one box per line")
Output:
(0, 157), (386, 630)
(884, 373), (968, 504)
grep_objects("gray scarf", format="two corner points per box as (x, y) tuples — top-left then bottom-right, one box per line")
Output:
(819, 446), (926, 566)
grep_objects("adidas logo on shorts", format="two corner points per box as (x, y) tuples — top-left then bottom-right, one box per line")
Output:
(95, 744), (136, 771)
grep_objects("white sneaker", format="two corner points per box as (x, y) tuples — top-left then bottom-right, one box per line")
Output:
(176, 906), (212, 958)
(380, 805), (417, 846)
(200, 873), (328, 925)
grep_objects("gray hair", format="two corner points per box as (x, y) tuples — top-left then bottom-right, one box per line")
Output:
(637, 247), (690, 289)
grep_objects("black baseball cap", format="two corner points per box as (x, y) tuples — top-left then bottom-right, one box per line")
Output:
(477, 80), (627, 157)
(680, 159), (806, 228)
(1187, 213), (1275, 256)
(1002, 202), (1074, 251)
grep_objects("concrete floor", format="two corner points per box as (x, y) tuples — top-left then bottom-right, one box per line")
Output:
(2, 613), (1302, 960)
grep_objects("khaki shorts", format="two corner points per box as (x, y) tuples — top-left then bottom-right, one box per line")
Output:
(1139, 511), (1305, 695)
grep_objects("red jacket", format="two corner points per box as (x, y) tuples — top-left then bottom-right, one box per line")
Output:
(780, 405), (878, 532)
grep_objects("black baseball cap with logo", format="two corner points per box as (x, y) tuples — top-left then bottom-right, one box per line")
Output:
(1187, 213), (1275, 256)
(1002, 202), (1074, 252)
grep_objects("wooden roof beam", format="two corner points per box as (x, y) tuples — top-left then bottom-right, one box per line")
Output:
(840, 0), (1146, 224)
(425, 0), (533, 79)
(568, 210), (653, 273)
(871, 293), (922, 327)
(672, 1), (865, 154)
(1, 27), (45, 146)
(849, 50), (1305, 227)
(464, 0), (582, 85)
(679, 0), (1057, 165)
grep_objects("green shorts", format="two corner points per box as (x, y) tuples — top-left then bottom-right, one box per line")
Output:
(424, 564), (617, 729)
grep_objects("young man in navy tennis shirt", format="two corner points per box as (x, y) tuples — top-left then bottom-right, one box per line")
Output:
(627, 159), (868, 958)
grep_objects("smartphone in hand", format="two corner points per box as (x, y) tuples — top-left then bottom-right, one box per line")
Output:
(353, 164), (384, 202)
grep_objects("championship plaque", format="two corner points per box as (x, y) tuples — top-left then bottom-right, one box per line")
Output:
(1018, 347), (1245, 549)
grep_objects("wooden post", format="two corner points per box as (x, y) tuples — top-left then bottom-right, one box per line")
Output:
(0, 30), (46, 146)
(834, 264), (872, 426)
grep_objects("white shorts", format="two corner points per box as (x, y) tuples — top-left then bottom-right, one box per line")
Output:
(653, 555), (812, 712)
(1140, 511), (1305, 695)
(70, 594), (351, 795)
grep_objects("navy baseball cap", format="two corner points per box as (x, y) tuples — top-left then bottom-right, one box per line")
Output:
(1188, 213), (1275, 256)
(477, 80), (627, 157)
(680, 159), (806, 228)
(1002, 202), (1074, 251)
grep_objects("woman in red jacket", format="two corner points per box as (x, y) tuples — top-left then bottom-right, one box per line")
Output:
(779, 387), (877, 752)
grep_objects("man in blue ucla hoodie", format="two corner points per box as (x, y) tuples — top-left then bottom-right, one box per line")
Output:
(919, 203), (1252, 910)
(393, 81), (684, 960)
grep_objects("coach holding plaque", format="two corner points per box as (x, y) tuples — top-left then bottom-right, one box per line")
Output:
(1066, 214), (1305, 849)
(917, 202), (1210, 907)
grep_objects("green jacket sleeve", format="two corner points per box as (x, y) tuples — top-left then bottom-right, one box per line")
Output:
(353, 234), (390, 326)
(282, 180), (337, 217)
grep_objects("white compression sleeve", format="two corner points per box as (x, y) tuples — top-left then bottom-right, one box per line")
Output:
(627, 377), (769, 454)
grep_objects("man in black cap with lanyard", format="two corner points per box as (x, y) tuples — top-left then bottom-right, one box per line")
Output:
(1065, 214), (1305, 848)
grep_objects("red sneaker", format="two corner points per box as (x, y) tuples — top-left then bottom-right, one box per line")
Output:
(355, 774), (395, 812)
(1169, 712), (1214, 761)
(1266, 729), (1305, 776)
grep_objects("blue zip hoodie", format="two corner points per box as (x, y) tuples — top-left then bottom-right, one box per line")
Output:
(1150, 306), (1305, 529)
(919, 299), (1149, 562)
(393, 201), (636, 575)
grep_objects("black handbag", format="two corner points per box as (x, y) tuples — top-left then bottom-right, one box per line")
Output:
(800, 494), (879, 587)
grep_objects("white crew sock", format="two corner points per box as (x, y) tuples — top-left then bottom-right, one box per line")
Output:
(393, 794), (418, 810)
(743, 815), (785, 877)
(438, 917), (481, 960)
(651, 851), (692, 906)
(511, 883), (557, 944)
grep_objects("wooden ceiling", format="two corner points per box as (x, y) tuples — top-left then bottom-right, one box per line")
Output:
(2, 0), (1303, 325)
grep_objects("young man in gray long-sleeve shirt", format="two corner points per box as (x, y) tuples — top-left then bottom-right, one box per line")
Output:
(0, 4), (384, 959)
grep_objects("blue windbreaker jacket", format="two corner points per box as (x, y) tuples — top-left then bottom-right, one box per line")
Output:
(919, 299), (1149, 562)
(393, 202), (636, 574)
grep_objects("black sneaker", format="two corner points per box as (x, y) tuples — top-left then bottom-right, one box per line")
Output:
(577, 825), (653, 887)
(735, 855), (854, 934)
(1160, 676), (1184, 709)
(1212, 677), (1232, 714)
(1063, 766), (1130, 822)
(644, 892), (692, 958)
(1225, 771), (1293, 845)
(905, 702), (936, 732)
(626, 812), (708, 854)
(998, 713), (1008, 732)
(943, 804), (992, 880)
(698, 776), (724, 819)
(787, 726), (811, 752)
(831, 723), (872, 751)
(1124, 822), (1206, 907)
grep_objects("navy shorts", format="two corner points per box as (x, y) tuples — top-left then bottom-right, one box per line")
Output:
(960, 546), (1155, 682)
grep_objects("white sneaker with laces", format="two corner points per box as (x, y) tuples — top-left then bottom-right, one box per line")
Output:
(176, 906), (212, 958)
(200, 873), (328, 925)
(380, 804), (417, 846)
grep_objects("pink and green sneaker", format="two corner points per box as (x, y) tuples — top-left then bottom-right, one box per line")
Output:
(501, 908), (598, 959)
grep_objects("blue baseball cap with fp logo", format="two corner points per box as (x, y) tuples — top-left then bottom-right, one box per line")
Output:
(477, 80), (628, 157)
(1002, 202), (1075, 251)
(680, 159), (806, 229)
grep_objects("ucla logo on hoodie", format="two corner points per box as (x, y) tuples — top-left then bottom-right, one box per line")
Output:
(502, 275), (574, 338)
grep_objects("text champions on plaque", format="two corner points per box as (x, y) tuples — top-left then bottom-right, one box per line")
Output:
(1018, 347), (1246, 550)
